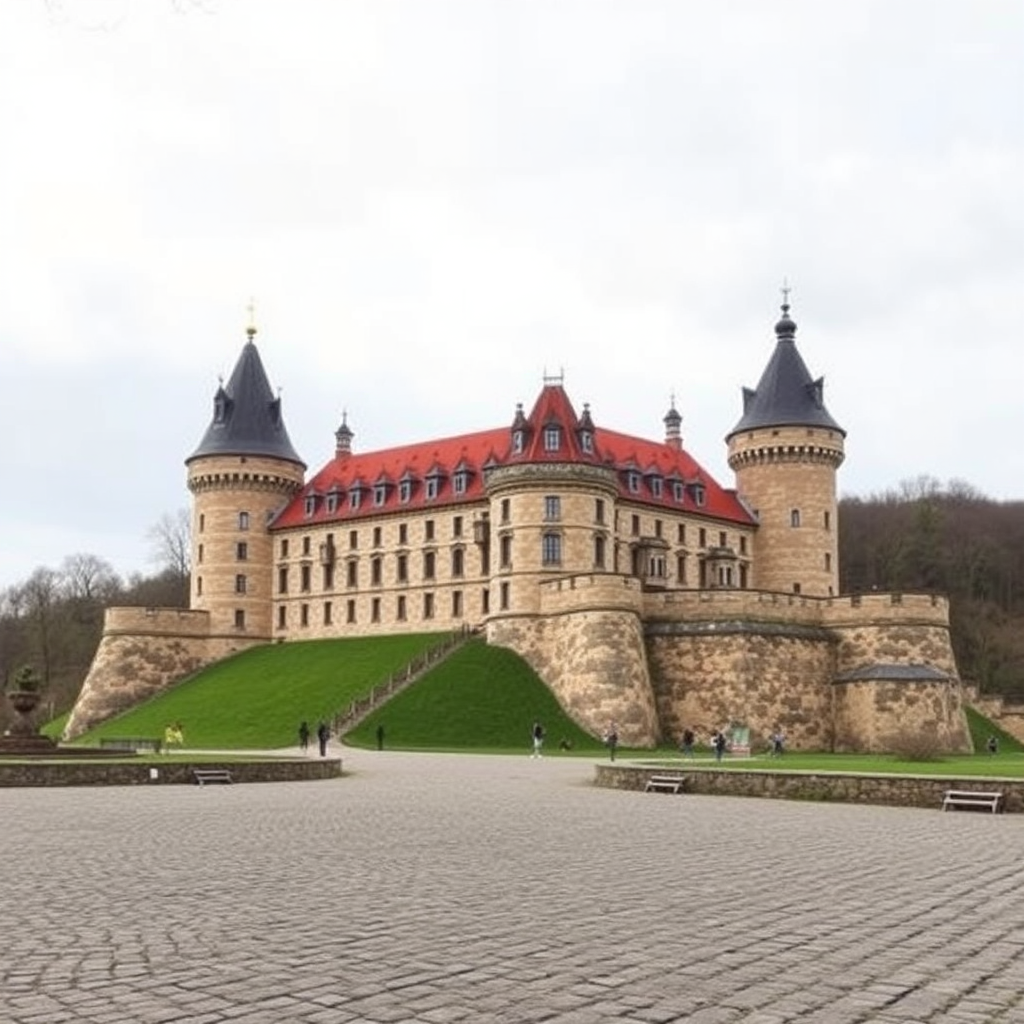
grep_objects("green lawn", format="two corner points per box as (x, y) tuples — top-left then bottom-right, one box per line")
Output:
(72, 633), (449, 749)
(346, 638), (605, 753)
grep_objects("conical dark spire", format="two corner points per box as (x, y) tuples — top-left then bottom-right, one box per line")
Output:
(187, 334), (305, 466)
(727, 301), (845, 439)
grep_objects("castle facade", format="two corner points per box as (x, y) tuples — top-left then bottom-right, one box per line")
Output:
(65, 303), (972, 753)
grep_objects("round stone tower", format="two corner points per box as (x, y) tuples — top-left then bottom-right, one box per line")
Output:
(185, 325), (306, 640)
(725, 301), (845, 597)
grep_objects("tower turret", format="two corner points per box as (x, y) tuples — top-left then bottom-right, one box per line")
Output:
(726, 299), (845, 596)
(186, 324), (306, 640)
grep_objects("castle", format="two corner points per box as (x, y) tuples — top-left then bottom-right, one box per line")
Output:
(65, 301), (972, 752)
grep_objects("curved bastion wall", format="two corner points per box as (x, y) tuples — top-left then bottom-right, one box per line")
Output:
(488, 574), (658, 745)
(62, 607), (260, 741)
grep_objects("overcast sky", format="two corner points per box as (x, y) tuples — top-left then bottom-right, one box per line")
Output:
(0, 0), (1021, 590)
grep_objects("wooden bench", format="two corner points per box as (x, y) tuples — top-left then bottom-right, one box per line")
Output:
(644, 774), (686, 794)
(942, 789), (1003, 814)
(100, 737), (163, 754)
(193, 768), (233, 786)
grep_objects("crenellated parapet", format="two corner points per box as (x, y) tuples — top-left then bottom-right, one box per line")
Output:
(538, 573), (643, 617)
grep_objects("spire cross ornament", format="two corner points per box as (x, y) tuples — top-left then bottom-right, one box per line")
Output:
(780, 278), (791, 310)
(246, 298), (257, 339)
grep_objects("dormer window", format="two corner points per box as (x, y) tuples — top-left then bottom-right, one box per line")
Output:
(512, 430), (524, 454)
(453, 471), (468, 495)
(326, 491), (339, 514)
(580, 432), (593, 454)
(543, 425), (561, 451)
(672, 481), (685, 503)
(650, 477), (663, 498)
(692, 484), (705, 507)
(628, 472), (640, 494)
(425, 476), (439, 500)
(349, 489), (361, 510)
(304, 495), (317, 517)
(373, 485), (387, 507)
(399, 479), (412, 504)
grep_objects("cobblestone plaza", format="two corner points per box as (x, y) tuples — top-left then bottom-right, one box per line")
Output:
(3, 751), (1024, 1024)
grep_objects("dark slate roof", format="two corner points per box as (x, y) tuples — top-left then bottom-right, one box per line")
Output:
(187, 336), (305, 467)
(833, 664), (951, 684)
(727, 304), (845, 439)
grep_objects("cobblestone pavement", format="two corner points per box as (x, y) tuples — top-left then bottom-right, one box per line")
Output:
(3, 749), (1024, 1024)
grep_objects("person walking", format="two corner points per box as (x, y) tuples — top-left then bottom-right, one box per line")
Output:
(317, 720), (330, 757)
(298, 720), (310, 753)
(680, 728), (695, 758)
(605, 722), (619, 762)
(531, 721), (545, 758)
(713, 729), (727, 763)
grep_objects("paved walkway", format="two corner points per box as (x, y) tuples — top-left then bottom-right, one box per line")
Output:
(3, 748), (1024, 1024)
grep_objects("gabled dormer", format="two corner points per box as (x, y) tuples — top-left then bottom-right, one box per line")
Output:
(372, 471), (392, 508)
(325, 484), (342, 515)
(424, 462), (446, 501)
(577, 402), (596, 454)
(348, 477), (366, 510)
(510, 403), (530, 455)
(452, 458), (473, 496)
(398, 469), (417, 505)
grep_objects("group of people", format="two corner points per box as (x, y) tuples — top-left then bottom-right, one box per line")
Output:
(297, 720), (332, 757)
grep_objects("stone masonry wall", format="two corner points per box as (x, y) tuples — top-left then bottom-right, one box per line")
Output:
(63, 607), (260, 740)
(488, 609), (659, 746)
(833, 679), (973, 754)
(646, 626), (835, 749)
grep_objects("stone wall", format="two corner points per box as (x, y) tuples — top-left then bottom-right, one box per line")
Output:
(595, 764), (1024, 813)
(488, 608), (659, 746)
(833, 679), (972, 753)
(0, 757), (341, 787)
(645, 623), (835, 749)
(63, 607), (259, 741)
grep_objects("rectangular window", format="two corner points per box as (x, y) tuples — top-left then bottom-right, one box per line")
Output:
(324, 601), (332, 626)
(677, 554), (687, 584)
(453, 515), (463, 538)
(825, 552), (832, 571)
(399, 480), (412, 504)
(423, 593), (435, 619)
(739, 536), (747, 555)
(371, 557), (382, 586)
(501, 498), (510, 523)
(349, 530), (358, 549)
(482, 588), (490, 614)
(699, 528), (707, 548)
(374, 485), (386, 507)
(397, 553), (408, 583)
(326, 492), (338, 514)
(542, 533), (562, 566)
(399, 523), (408, 545)
(199, 513), (205, 533)
(347, 561), (358, 587)
(373, 526), (382, 547)
(196, 576), (203, 596)
(424, 551), (436, 579)
(304, 496), (316, 517)
(280, 539), (289, 558)
(544, 495), (561, 521)
(452, 590), (463, 618)
(452, 548), (465, 577)
(544, 426), (560, 451)
(277, 605), (286, 629)
(594, 535), (606, 569)
(426, 477), (439, 500)
(631, 514), (640, 537)
(453, 473), (466, 495)
(824, 510), (831, 530)
(425, 519), (435, 542)
(397, 595), (407, 621)
(278, 567), (288, 594)
(235, 574), (247, 594)
(677, 524), (686, 545)
(371, 597), (381, 623)
(236, 541), (248, 561)
(238, 511), (250, 531)
(300, 603), (309, 627)
(234, 609), (245, 629)
(628, 472), (640, 493)
(198, 543), (204, 564)
(719, 531), (727, 548)
(500, 534), (512, 568)
(302, 536), (311, 556)
(595, 499), (605, 524)
(651, 478), (663, 498)
(581, 432), (593, 453)
(655, 520), (662, 539)
(499, 581), (510, 610)
(349, 490), (361, 509)
(301, 565), (311, 592)
(791, 509), (801, 528)
(322, 563), (335, 590)
(346, 599), (356, 623)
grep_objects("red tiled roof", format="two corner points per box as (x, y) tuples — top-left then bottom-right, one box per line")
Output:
(272, 385), (754, 529)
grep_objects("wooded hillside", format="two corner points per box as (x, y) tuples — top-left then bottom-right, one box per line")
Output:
(839, 477), (1024, 696)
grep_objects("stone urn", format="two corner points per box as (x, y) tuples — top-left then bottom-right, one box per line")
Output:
(5, 666), (43, 738)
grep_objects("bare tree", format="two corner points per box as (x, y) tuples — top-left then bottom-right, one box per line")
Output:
(61, 553), (121, 604)
(147, 509), (192, 583)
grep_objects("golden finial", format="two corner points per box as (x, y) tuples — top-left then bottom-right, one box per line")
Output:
(246, 298), (257, 340)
